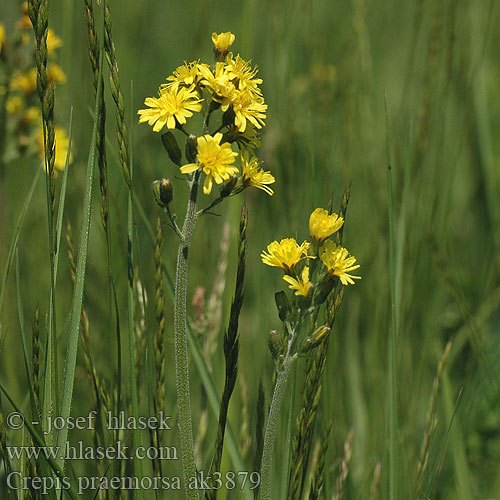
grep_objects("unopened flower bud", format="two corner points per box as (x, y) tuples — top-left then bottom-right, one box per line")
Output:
(185, 134), (198, 163)
(299, 326), (331, 354)
(268, 330), (281, 361)
(274, 291), (290, 322)
(161, 132), (182, 166)
(212, 31), (235, 61)
(220, 176), (238, 198)
(152, 178), (173, 208)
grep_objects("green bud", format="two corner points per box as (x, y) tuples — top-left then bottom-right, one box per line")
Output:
(268, 330), (281, 361)
(152, 178), (173, 208)
(161, 132), (182, 166)
(185, 134), (198, 163)
(299, 326), (331, 354)
(275, 291), (290, 322)
(312, 271), (335, 306)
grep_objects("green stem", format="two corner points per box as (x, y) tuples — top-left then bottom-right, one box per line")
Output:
(175, 170), (201, 500)
(259, 342), (296, 500)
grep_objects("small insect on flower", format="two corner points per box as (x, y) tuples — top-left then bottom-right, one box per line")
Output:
(320, 240), (361, 286)
(180, 133), (239, 195)
(261, 238), (311, 274)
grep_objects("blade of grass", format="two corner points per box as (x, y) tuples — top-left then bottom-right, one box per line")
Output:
(0, 169), (41, 320)
(385, 93), (399, 500)
(55, 4), (104, 470)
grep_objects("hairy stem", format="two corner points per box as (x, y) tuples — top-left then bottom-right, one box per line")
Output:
(175, 170), (201, 500)
(259, 348), (296, 500)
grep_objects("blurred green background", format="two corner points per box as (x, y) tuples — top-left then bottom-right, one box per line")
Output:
(1, 0), (500, 498)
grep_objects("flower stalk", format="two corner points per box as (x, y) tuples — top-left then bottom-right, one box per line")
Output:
(174, 170), (201, 500)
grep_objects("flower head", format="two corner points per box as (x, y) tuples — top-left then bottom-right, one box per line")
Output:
(180, 132), (238, 194)
(232, 89), (267, 132)
(320, 240), (361, 285)
(198, 62), (236, 109)
(283, 266), (313, 296)
(240, 151), (275, 195)
(309, 208), (344, 243)
(212, 32), (235, 53)
(261, 238), (310, 274)
(47, 29), (63, 57)
(226, 54), (263, 94)
(138, 86), (202, 132)
(164, 61), (204, 91)
(0, 23), (5, 54)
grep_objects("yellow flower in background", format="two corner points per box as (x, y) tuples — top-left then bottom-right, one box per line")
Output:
(164, 61), (203, 91)
(0, 23), (5, 54)
(24, 106), (41, 123)
(283, 266), (313, 296)
(138, 86), (203, 132)
(17, 2), (32, 30)
(180, 133), (238, 195)
(6, 96), (23, 114)
(212, 32), (235, 53)
(37, 125), (73, 172)
(240, 151), (275, 195)
(47, 63), (67, 85)
(12, 68), (37, 94)
(320, 240), (360, 286)
(261, 238), (311, 274)
(47, 29), (62, 57)
(309, 208), (344, 243)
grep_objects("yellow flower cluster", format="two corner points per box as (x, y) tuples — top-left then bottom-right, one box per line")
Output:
(262, 207), (360, 297)
(1, 5), (72, 171)
(138, 32), (273, 197)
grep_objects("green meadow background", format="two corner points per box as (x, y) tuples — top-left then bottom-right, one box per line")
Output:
(1, 0), (500, 498)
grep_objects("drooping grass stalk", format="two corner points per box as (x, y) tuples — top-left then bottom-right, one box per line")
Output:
(174, 169), (201, 500)
(205, 204), (247, 500)
(385, 94), (399, 500)
(55, 0), (104, 471)
(332, 429), (355, 500)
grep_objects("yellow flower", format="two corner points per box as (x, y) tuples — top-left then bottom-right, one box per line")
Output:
(180, 133), (238, 194)
(17, 2), (32, 30)
(320, 240), (361, 286)
(138, 86), (202, 132)
(226, 54), (263, 94)
(283, 266), (313, 296)
(198, 62), (236, 109)
(212, 32), (235, 53)
(164, 61), (204, 91)
(0, 23), (5, 54)
(309, 208), (344, 243)
(6, 96), (23, 114)
(240, 151), (275, 196)
(37, 125), (73, 172)
(47, 29), (63, 57)
(261, 238), (310, 274)
(12, 68), (37, 94)
(232, 89), (267, 132)
(47, 63), (67, 85)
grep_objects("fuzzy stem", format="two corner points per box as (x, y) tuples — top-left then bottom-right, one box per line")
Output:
(259, 345), (296, 500)
(175, 170), (201, 500)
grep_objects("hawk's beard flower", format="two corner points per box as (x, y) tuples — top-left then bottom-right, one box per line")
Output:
(180, 132), (239, 195)
(261, 238), (311, 274)
(198, 62), (236, 109)
(164, 61), (204, 91)
(212, 31), (235, 53)
(309, 208), (344, 243)
(320, 240), (361, 285)
(137, 86), (203, 132)
(232, 89), (267, 132)
(240, 151), (275, 196)
(283, 266), (313, 296)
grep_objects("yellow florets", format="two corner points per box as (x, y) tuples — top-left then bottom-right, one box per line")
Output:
(138, 86), (203, 132)
(240, 151), (275, 196)
(180, 133), (239, 195)
(212, 32), (235, 54)
(320, 240), (361, 286)
(261, 238), (310, 274)
(309, 208), (344, 243)
(283, 266), (313, 296)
